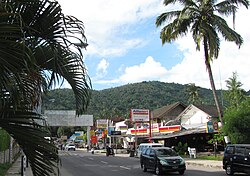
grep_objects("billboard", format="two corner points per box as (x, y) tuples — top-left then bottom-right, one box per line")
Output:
(130, 109), (150, 122)
(44, 110), (93, 126)
(96, 119), (108, 128)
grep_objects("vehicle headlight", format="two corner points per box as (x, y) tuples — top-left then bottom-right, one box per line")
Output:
(160, 160), (169, 166)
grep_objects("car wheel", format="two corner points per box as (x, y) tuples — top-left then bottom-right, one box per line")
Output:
(155, 165), (162, 175)
(226, 165), (234, 175)
(179, 170), (185, 175)
(141, 163), (147, 172)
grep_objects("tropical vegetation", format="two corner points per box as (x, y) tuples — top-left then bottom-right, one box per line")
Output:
(0, 0), (91, 175)
(223, 98), (250, 143)
(42, 81), (223, 119)
(224, 72), (247, 109)
(155, 0), (249, 125)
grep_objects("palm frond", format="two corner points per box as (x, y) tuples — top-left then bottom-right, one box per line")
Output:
(0, 110), (59, 176)
(212, 15), (243, 47)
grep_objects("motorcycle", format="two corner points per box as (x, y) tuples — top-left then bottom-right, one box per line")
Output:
(106, 146), (115, 157)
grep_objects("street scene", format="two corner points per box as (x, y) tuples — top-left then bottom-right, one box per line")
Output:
(1, 0), (250, 176)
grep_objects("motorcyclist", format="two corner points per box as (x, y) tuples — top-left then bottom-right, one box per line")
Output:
(106, 146), (111, 156)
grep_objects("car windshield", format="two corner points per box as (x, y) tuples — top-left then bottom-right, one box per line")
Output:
(155, 149), (178, 157)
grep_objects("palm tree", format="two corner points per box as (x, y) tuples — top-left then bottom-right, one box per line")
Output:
(225, 72), (246, 109)
(156, 0), (249, 125)
(0, 0), (91, 175)
(186, 83), (201, 104)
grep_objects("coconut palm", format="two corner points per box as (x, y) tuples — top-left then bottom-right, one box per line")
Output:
(0, 0), (91, 175)
(225, 72), (246, 109)
(186, 83), (201, 104)
(156, 0), (249, 125)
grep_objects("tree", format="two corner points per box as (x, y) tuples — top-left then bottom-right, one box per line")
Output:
(186, 83), (201, 104)
(223, 98), (250, 143)
(156, 0), (249, 125)
(224, 72), (246, 109)
(0, 0), (91, 175)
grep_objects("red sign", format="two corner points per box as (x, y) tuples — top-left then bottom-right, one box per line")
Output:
(159, 125), (181, 133)
(91, 136), (97, 144)
(131, 128), (147, 135)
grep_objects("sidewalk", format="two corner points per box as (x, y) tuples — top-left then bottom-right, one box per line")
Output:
(6, 150), (223, 175)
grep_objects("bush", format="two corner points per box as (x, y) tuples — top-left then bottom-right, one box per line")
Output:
(175, 142), (188, 155)
(0, 129), (10, 151)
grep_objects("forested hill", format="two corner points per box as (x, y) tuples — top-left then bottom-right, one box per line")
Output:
(42, 81), (221, 119)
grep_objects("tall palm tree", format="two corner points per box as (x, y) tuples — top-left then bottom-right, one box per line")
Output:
(156, 0), (249, 125)
(0, 0), (91, 175)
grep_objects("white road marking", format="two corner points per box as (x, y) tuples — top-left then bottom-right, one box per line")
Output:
(120, 166), (131, 170)
(88, 157), (94, 160)
(101, 161), (108, 164)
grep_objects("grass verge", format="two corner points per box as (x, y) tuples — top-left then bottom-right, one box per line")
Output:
(0, 163), (12, 176)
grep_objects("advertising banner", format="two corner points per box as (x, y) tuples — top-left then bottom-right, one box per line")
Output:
(96, 119), (108, 128)
(130, 109), (150, 122)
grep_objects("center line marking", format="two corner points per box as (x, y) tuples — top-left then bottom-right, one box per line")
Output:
(120, 166), (130, 170)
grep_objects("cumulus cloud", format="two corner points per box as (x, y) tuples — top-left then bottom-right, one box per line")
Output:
(58, 0), (250, 91)
(119, 56), (168, 83)
(58, 0), (162, 58)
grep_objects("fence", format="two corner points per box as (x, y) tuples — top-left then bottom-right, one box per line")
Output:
(0, 146), (20, 164)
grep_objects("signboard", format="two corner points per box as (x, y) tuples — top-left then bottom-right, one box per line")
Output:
(206, 121), (214, 133)
(75, 131), (84, 136)
(44, 110), (93, 126)
(130, 109), (150, 122)
(108, 127), (115, 136)
(159, 125), (181, 133)
(96, 119), (108, 128)
(91, 136), (97, 144)
(111, 131), (121, 135)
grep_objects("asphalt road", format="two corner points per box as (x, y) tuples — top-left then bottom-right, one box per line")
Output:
(59, 150), (232, 176)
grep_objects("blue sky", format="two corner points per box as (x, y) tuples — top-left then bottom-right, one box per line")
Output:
(58, 0), (250, 91)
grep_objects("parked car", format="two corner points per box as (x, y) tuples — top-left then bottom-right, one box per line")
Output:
(223, 144), (250, 175)
(140, 146), (186, 175)
(136, 143), (163, 158)
(65, 143), (76, 151)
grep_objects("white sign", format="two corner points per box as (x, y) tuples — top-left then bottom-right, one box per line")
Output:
(130, 109), (150, 122)
(44, 110), (93, 126)
(96, 119), (108, 128)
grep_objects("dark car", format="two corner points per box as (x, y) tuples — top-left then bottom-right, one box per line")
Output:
(223, 144), (250, 175)
(140, 146), (186, 175)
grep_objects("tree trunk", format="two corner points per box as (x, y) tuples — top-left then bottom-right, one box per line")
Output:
(203, 38), (223, 125)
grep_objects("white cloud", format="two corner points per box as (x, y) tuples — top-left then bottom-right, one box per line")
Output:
(119, 56), (168, 83)
(58, 0), (163, 57)
(58, 1), (250, 91)
(97, 59), (109, 74)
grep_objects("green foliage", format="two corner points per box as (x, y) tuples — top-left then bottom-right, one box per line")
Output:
(0, 163), (11, 176)
(224, 72), (246, 109)
(175, 142), (188, 155)
(208, 129), (225, 145)
(223, 98), (250, 143)
(43, 81), (224, 119)
(186, 83), (202, 104)
(0, 129), (10, 151)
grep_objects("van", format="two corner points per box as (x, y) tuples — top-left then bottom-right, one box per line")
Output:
(136, 143), (163, 158)
(223, 144), (250, 175)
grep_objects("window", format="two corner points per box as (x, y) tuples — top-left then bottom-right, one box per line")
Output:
(226, 146), (234, 154)
(149, 149), (155, 156)
(246, 147), (250, 156)
(235, 147), (245, 155)
(145, 148), (151, 156)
